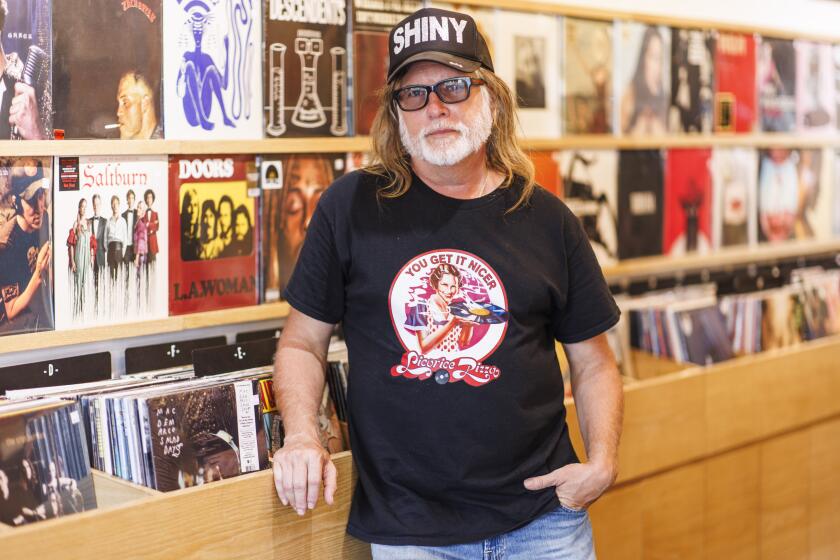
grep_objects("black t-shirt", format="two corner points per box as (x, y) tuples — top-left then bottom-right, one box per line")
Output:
(284, 170), (620, 546)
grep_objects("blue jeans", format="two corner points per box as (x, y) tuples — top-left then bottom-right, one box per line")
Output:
(370, 504), (596, 559)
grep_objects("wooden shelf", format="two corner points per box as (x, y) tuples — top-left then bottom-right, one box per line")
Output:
(456, 0), (840, 43)
(1, 133), (839, 157)
(603, 239), (840, 283)
(2, 337), (839, 558)
(0, 302), (290, 355)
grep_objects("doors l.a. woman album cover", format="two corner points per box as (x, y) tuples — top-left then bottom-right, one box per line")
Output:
(0, 157), (54, 337)
(0, 0), (52, 140)
(53, 0), (162, 139)
(169, 155), (260, 315)
(164, 0), (262, 140)
(53, 156), (168, 330)
(260, 153), (345, 302)
(264, 0), (349, 137)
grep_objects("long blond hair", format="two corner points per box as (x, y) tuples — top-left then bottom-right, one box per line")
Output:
(365, 67), (535, 212)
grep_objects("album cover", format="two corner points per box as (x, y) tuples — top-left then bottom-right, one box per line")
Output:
(0, 401), (96, 527)
(674, 305), (734, 365)
(757, 37), (796, 132)
(53, 156), (168, 329)
(760, 288), (801, 350)
(529, 151), (562, 198)
(663, 148), (712, 256)
(492, 10), (561, 137)
(164, 0), (262, 140)
(714, 32), (756, 133)
(169, 155), (259, 315)
(795, 40), (836, 133)
(558, 150), (618, 265)
(351, 0), (422, 135)
(757, 148), (828, 243)
(563, 17), (612, 134)
(53, 0), (161, 139)
(145, 380), (268, 492)
(264, 0), (349, 138)
(711, 148), (758, 248)
(260, 154), (345, 302)
(617, 149), (664, 260)
(668, 28), (714, 134)
(616, 22), (670, 136)
(0, 157), (53, 336)
(0, 0), (51, 140)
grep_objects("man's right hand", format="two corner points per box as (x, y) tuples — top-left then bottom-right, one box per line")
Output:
(272, 432), (338, 516)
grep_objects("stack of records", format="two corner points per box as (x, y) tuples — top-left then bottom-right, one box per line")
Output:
(0, 399), (96, 527)
(627, 285), (735, 366)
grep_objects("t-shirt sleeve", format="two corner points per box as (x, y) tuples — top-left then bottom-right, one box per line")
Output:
(282, 201), (345, 325)
(552, 207), (620, 344)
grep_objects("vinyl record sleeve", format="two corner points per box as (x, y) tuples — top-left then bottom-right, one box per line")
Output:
(617, 149), (664, 260)
(0, 0), (52, 140)
(169, 155), (260, 314)
(264, 0), (349, 137)
(259, 153), (345, 302)
(53, 156), (168, 329)
(164, 0), (262, 140)
(351, 0), (422, 135)
(563, 17), (611, 135)
(53, 0), (161, 139)
(757, 36), (796, 132)
(711, 147), (758, 249)
(0, 401), (97, 527)
(616, 22), (670, 137)
(558, 150), (618, 265)
(493, 9), (561, 137)
(0, 157), (54, 337)
(663, 148), (713, 256)
(668, 28), (714, 134)
(794, 40), (836, 134)
(714, 32), (756, 133)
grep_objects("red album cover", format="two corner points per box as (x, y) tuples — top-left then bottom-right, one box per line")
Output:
(715, 32), (756, 133)
(529, 151), (562, 197)
(663, 149), (713, 255)
(169, 155), (259, 315)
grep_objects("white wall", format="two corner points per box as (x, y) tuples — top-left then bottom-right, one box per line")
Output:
(548, 0), (840, 39)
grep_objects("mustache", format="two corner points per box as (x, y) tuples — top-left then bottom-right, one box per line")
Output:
(421, 121), (468, 137)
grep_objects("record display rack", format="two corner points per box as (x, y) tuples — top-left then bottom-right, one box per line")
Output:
(1, 134), (840, 157)
(1, 335), (838, 559)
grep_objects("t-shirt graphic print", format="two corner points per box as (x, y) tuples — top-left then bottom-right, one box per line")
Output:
(389, 249), (509, 387)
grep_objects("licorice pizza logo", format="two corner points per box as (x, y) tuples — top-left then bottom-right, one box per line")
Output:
(388, 249), (509, 387)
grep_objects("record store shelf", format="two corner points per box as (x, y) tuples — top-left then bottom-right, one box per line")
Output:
(0, 133), (838, 157)
(0, 302), (290, 355)
(2, 336), (839, 559)
(2, 240), (838, 356)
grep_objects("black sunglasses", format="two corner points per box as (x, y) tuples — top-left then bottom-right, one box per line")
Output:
(392, 77), (486, 112)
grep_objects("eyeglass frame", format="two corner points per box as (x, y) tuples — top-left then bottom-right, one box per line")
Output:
(391, 76), (487, 112)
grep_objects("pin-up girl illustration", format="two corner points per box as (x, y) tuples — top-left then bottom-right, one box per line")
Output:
(411, 263), (509, 355)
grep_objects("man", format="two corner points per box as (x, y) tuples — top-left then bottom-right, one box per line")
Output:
(0, 162), (52, 334)
(122, 189), (137, 264)
(88, 194), (107, 304)
(116, 72), (162, 139)
(143, 189), (159, 263)
(0, 1), (48, 140)
(217, 195), (234, 250)
(105, 195), (127, 282)
(272, 8), (623, 559)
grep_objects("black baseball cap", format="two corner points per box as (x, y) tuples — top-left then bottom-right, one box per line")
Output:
(387, 7), (494, 83)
